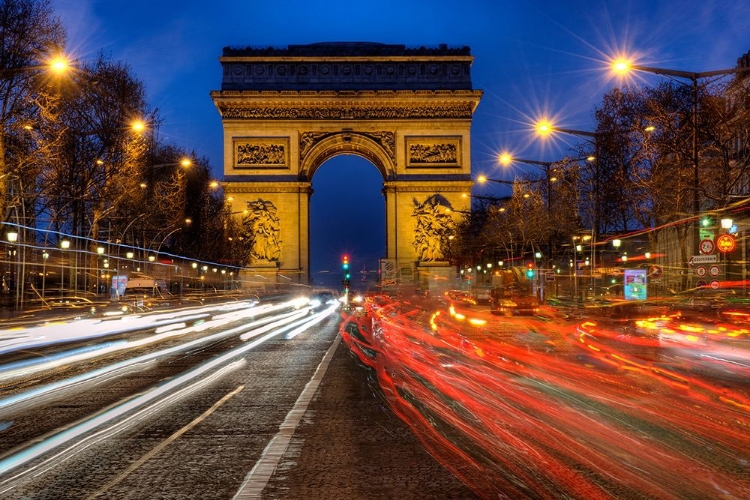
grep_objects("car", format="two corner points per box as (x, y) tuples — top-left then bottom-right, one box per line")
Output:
(470, 286), (493, 305)
(444, 289), (477, 306)
(308, 290), (340, 312)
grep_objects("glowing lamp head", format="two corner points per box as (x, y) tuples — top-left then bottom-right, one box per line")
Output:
(131, 120), (146, 133)
(499, 153), (512, 166)
(477, 175), (487, 184)
(535, 119), (553, 137)
(611, 58), (631, 75)
(49, 55), (70, 74)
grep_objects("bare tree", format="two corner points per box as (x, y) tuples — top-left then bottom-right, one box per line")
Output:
(0, 0), (66, 226)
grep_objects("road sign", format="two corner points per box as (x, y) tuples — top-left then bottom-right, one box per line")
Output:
(716, 234), (736, 253)
(689, 254), (717, 266)
(710, 280), (720, 290)
(695, 266), (707, 277)
(699, 239), (715, 254)
(648, 265), (663, 278)
(696, 280), (707, 288)
(709, 265), (721, 277)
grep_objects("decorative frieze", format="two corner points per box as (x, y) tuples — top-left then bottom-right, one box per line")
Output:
(406, 137), (461, 167)
(233, 137), (290, 168)
(218, 103), (475, 120)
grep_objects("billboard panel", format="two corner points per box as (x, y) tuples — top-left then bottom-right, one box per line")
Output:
(624, 269), (647, 301)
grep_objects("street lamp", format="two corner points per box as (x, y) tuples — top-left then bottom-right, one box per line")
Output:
(6, 231), (19, 309)
(60, 239), (70, 298)
(532, 120), (600, 235)
(610, 57), (750, 255)
(42, 250), (49, 303)
(1, 53), (73, 260)
(96, 246), (105, 295)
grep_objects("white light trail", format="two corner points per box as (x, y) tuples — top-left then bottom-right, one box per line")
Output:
(0, 301), (309, 410)
(0, 300), (332, 479)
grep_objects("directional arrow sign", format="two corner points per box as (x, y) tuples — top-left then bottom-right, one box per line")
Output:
(689, 254), (718, 266)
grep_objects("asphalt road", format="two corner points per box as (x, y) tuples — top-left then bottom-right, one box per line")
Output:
(0, 303), (477, 499)
(258, 337), (480, 500)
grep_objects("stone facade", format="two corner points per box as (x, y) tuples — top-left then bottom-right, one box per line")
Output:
(212, 43), (482, 285)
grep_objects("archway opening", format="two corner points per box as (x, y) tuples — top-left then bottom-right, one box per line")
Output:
(310, 155), (385, 290)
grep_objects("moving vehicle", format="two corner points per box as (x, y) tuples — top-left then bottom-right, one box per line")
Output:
(471, 285), (493, 305)
(308, 290), (340, 312)
(489, 268), (540, 315)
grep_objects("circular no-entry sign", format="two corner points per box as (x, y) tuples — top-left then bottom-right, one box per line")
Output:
(709, 265), (721, 277)
(695, 266), (707, 277)
(710, 280), (720, 290)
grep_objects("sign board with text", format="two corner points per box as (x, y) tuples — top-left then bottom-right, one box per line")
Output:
(689, 254), (718, 266)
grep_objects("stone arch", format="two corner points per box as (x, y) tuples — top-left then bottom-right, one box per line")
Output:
(300, 132), (395, 182)
(213, 43), (482, 287)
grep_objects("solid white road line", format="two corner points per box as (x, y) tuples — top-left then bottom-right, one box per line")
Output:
(234, 334), (342, 499)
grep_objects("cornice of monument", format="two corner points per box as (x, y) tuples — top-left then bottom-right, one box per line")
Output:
(211, 89), (482, 97)
(211, 89), (482, 119)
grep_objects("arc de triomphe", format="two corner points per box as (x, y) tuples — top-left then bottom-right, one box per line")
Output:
(211, 42), (482, 287)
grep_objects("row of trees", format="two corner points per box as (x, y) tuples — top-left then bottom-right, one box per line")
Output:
(453, 62), (750, 284)
(0, 0), (248, 270)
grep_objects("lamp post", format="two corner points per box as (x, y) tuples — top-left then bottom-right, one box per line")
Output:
(96, 246), (105, 295)
(6, 230), (18, 310)
(611, 58), (750, 257)
(533, 122), (600, 236)
(60, 239), (70, 298)
(721, 217), (733, 284)
(41, 250), (49, 304)
(496, 154), (588, 269)
(573, 240), (583, 303)
(1, 54), (72, 222)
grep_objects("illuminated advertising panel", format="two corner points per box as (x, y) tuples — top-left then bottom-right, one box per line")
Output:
(623, 269), (647, 301)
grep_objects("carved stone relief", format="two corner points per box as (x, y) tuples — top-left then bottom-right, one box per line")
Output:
(241, 199), (282, 262)
(299, 130), (396, 161)
(406, 137), (460, 167)
(234, 138), (289, 168)
(411, 195), (456, 262)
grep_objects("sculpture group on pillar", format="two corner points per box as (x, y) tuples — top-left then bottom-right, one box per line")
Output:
(412, 195), (456, 262)
(244, 199), (282, 263)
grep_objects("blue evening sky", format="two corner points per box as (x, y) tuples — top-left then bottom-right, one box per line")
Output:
(51, 0), (750, 284)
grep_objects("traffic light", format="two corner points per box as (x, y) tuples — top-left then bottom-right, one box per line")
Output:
(525, 263), (535, 279)
(342, 255), (351, 292)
